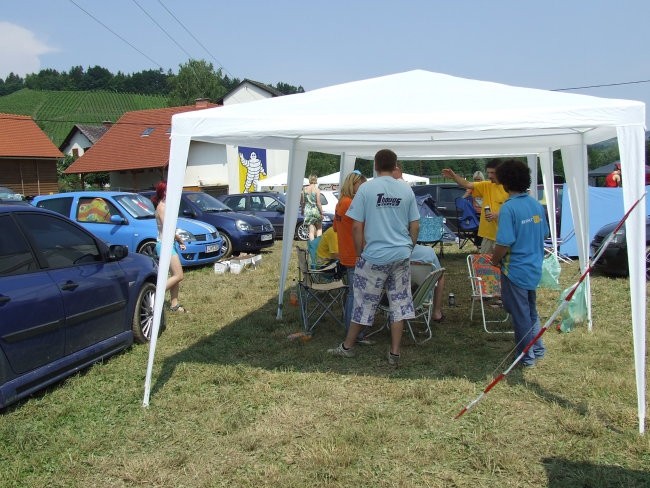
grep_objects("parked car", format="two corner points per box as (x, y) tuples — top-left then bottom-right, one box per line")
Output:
(318, 190), (339, 215)
(217, 191), (333, 240)
(0, 186), (25, 202)
(32, 191), (223, 267)
(0, 204), (163, 409)
(412, 183), (467, 231)
(140, 190), (275, 259)
(589, 215), (650, 279)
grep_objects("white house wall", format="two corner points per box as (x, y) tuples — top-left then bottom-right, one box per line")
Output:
(223, 83), (274, 105)
(62, 132), (92, 157)
(185, 141), (229, 187)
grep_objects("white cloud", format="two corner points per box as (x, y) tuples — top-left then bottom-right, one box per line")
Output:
(0, 22), (58, 79)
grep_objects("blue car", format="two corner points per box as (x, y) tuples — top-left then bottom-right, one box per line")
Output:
(140, 190), (275, 259)
(32, 191), (224, 267)
(0, 204), (163, 408)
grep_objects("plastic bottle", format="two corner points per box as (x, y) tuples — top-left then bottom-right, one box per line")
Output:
(289, 280), (298, 306)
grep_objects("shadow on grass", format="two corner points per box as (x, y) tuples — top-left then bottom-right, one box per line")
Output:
(542, 457), (650, 487)
(151, 252), (521, 398)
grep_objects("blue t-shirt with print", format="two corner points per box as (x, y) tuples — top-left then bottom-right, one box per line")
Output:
(346, 176), (420, 265)
(495, 193), (548, 290)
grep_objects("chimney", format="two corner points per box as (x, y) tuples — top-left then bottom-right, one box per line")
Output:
(195, 98), (209, 108)
(102, 120), (113, 128)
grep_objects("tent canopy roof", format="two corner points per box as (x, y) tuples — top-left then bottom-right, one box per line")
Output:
(172, 70), (645, 157)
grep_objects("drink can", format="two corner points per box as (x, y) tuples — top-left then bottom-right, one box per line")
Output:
(448, 293), (456, 307)
(484, 205), (491, 216)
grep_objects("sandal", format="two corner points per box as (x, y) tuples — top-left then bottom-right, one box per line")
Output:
(432, 313), (445, 323)
(170, 304), (187, 313)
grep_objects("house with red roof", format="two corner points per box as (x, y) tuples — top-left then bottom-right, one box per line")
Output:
(0, 113), (63, 197)
(65, 99), (220, 191)
(65, 80), (291, 194)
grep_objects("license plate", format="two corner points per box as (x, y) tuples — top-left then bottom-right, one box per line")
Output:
(206, 244), (219, 253)
(261, 234), (272, 241)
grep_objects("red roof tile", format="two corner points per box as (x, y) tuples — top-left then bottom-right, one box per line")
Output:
(0, 113), (64, 158)
(64, 103), (219, 174)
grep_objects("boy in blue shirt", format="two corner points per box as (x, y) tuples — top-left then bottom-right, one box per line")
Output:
(490, 160), (547, 367)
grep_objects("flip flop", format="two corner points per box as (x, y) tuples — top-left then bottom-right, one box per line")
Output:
(170, 304), (187, 313)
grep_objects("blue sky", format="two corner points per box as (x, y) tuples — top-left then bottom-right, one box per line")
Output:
(2, 0), (650, 124)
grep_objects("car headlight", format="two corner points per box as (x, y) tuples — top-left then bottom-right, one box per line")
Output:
(236, 220), (253, 231)
(176, 228), (196, 242)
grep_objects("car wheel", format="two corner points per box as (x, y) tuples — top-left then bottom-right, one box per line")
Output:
(138, 240), (157, 259)
(219, 233), (233, 260)
(646, 245), (650, 281)
(296, 223), (309, 241)
(132, 282), (165, 343)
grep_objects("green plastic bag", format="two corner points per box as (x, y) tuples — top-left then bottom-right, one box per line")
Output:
(558, 282), (588, 332)
(538, 253), (561, 290)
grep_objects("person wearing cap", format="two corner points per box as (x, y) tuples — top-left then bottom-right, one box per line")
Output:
(605, 163), (622, 187)
(442, 159), (508, 253)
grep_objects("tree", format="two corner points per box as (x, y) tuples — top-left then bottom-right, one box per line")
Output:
(81, 65), (113, 90)
(274, 82), (304, 95)
(25, 69), (68, 90)
(167, 59), (226, 106)
(0, 72), (24, 96)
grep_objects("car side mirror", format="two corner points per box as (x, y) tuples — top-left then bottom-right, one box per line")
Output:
(107, 244), (128, 261)
(277, 205), (285, 213)
(182, 209), (195, 217)
(110, 214), (126, 224)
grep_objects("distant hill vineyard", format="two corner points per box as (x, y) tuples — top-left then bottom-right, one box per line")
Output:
(0, 88), (169, 146)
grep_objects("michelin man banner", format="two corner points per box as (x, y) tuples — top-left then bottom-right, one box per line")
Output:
(238, 147), (267, 193)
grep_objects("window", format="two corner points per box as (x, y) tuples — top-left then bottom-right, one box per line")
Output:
(18, 214), (101, 268)
(141, 127), (154, 137)
(224, 196), (246, 211)
(77, 198), (116, 223)
(0, 215), (38, 275)
(36, 197), (73, 217)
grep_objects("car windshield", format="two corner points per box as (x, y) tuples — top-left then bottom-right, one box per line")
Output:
(186, 193), (232, 212)
(114, 194), (156, 219)
(0, 186), (22, 200)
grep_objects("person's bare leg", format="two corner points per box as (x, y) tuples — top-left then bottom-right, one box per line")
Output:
(315, 222), (323, 238)
(389, 320), (404, 356)
(309, 223), (315, 241)
(342, 322), (365, 350)
(432, 275), (446, 321)
(167, 255), (184, 308)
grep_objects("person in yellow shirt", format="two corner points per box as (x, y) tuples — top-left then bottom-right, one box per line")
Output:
(442, 159), (508, 253)
(316, 226), (339, 265)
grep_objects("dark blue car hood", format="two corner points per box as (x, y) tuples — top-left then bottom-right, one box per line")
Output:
(200, 209), (271, 226)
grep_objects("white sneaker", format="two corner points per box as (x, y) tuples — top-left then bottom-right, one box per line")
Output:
(327, 343), (355, 358)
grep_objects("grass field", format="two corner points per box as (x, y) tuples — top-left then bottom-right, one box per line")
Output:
(0, 88), (168, 146)
(1, 243), (648, 487)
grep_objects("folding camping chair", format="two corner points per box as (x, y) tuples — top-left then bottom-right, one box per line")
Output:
(467, 254), (511, 334)
(369, 266), (446, 344)
(295, 247), (347, 334)
(544, 228), (575, 264)
(416, 194), (446, 256)
(455, 197), (482, 250)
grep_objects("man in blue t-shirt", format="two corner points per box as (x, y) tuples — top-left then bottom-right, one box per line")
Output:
(490, 159), (547, 367)
(328, 149), (420, 366)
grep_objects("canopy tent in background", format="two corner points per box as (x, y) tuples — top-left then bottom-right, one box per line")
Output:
(147, 70), (646, 434)
(587, 161), (650, 186)
(319, 171), (429, 187)
(559, 185), (650, 256)
(256, 171), (308, 191)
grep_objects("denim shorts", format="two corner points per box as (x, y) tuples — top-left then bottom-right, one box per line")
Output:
(351, 257), (415, 326)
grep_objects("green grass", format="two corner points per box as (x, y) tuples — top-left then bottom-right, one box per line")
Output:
(1, 243), (649, 487)
(0, 88), (168, 146)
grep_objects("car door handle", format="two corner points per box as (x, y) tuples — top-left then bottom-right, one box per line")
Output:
(437, 206), (447, 210)
(61, 281), (79, 291)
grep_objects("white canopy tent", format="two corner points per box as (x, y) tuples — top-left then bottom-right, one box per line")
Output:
(255, 171), (308, 191)
(145, 70), (646, 433)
